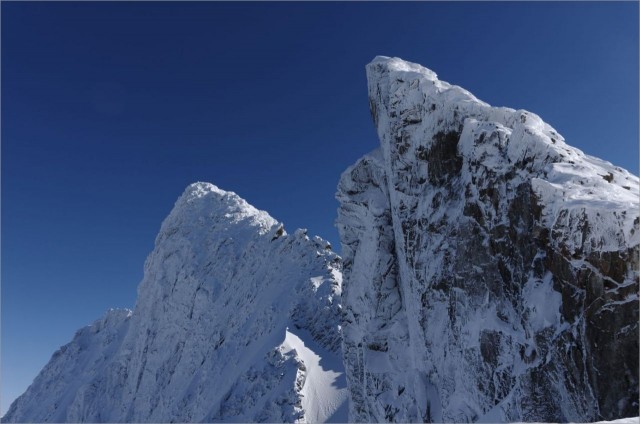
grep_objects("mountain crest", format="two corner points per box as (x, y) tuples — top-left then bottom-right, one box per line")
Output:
(5, 182), (347, 423)
(338, 56), (638, 422)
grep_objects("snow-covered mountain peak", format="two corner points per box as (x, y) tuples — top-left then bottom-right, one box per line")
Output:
(339, 56), (639, 422)
(5, 182), (347, 423)
(363, 56), (639, 252)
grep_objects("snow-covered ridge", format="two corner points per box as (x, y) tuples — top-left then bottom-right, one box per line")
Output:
(4, 182), (347, 423)
(338, 56), (638, 422)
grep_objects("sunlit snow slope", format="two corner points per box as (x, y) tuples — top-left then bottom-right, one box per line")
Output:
(4, 183), (347, 423)
(337, 56), (639, 423)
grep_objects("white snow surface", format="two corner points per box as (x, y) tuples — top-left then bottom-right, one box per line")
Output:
(594, 419), (640, 424)
(337, 57), (639, 422)
(281, 329), (349, 423)
(4, 182), (347, 423)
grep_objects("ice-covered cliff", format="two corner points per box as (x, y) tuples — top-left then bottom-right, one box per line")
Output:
(337, 56), (639, 422)
(5, 183), (347, 423)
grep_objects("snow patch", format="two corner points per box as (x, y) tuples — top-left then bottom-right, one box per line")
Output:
(281, 329), (348, 424)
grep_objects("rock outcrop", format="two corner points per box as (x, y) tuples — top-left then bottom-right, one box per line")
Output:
(337, 56), (639, 422)
(6, 56), (638, 424)
(5, 183), (347, 423)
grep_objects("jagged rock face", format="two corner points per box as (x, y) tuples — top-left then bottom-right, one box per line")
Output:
(337, 56), (639, 422)
(5, 183), (347, 423)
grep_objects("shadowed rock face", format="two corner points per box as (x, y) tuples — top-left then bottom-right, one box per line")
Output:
(337, 56), (639, 423)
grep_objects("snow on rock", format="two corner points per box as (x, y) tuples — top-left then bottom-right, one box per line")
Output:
(337, 56), (639, 422)
(4, 182), (347, 423)
(594, 418), (640, 424)
(281, 329), (349, 423)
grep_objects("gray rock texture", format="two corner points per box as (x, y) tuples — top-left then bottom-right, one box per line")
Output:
(337, 56), (639, 422)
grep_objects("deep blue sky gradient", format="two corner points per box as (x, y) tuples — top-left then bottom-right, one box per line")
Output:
(2, 2), (638, 413)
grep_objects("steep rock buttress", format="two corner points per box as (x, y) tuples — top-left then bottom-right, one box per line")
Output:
(337, 56), (639, 422)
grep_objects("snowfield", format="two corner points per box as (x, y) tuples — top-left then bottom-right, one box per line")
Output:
(282, 328), (349, 423)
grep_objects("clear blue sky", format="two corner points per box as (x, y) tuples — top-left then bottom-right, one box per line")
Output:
(2, 2), (638, 414)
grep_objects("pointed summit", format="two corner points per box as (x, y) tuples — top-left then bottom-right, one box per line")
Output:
(5, 183), (346, 423)
(160, 182), (279, 240)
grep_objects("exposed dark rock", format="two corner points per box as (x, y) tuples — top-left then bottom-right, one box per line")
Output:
(338, 56), (639, 422)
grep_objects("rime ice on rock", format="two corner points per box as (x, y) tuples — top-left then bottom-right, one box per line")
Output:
(4, 182), (347, 423)
(337, 56), (639, 423)
(5, 58), (639, 424)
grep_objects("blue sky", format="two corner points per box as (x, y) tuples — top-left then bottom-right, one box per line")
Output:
(2, 2), (638, 414)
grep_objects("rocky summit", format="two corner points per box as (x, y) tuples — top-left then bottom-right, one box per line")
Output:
(337, 56), (639, 422)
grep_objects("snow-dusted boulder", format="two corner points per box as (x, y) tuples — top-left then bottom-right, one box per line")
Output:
(337, 56), (639, 422)
(5, 183), (347, 423)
